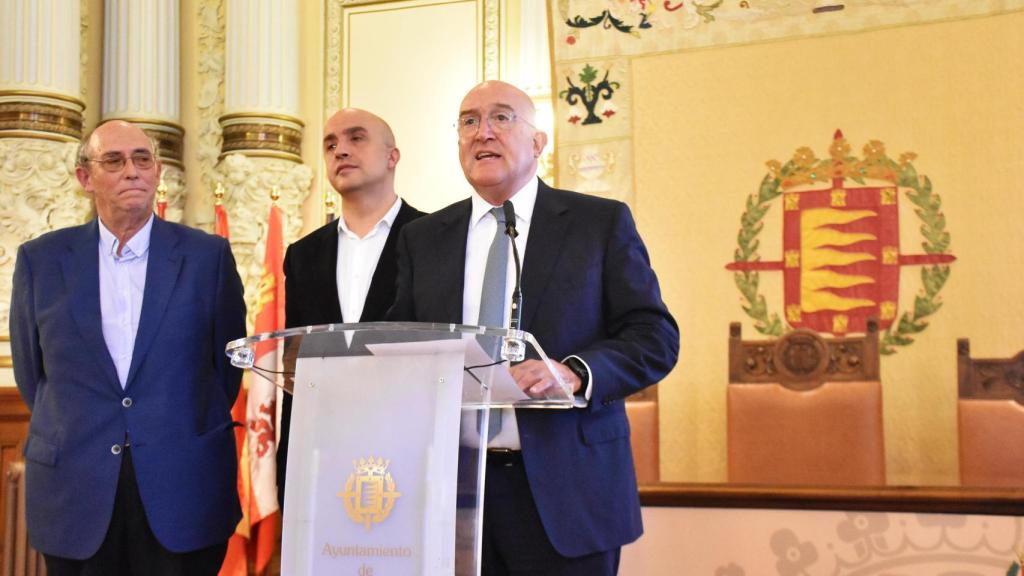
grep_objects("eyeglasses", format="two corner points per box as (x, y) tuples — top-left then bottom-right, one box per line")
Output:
(455, 110), (532, 137)
(87, 152), (156, 172)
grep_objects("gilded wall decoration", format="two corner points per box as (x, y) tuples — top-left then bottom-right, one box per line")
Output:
(216, 154), (311, 327)
(0, 139), (91, 327)
(195, 0), (226, 232)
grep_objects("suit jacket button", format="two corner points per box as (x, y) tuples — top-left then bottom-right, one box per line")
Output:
(111, 444), (122, 455)
(122, 397), (132, 408)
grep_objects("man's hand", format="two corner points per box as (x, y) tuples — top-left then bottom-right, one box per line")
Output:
(509, 359), (581, 397)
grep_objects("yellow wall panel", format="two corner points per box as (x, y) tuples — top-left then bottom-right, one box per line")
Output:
(633, 12), (1024, 485)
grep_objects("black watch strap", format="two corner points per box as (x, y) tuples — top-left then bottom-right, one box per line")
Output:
(565, 357), (590, 390)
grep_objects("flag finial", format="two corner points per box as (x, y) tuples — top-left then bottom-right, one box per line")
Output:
(156, 177), (168, 219)
(214, 182), (225, 206)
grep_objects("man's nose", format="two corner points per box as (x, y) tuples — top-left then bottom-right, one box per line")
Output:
(475, 118), (497, 139)
(122, 158), (140, 177)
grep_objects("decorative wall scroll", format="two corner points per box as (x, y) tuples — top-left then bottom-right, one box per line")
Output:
(549, 0), (1024, 207)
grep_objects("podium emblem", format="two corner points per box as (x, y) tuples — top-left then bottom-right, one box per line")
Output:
(339, 457), (402, 531)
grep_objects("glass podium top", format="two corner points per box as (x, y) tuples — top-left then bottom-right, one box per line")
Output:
(225, 321), (580, 409)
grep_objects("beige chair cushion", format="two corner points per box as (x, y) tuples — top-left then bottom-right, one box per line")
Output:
(958, 399), (1024, 487)
(728, 380), (885, 486)
(626, 400), (660, 484)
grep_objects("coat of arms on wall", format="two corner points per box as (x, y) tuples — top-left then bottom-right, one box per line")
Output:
(726, 130), (956, 354)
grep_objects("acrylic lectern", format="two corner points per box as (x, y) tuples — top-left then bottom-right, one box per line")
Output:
(226, 322), (577, 576)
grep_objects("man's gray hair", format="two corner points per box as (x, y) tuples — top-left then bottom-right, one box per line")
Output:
(76, 120), (160, 168)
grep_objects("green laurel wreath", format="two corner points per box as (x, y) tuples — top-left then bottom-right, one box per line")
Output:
(732, 150), (952, 355)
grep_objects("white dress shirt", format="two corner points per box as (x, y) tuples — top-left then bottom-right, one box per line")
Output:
(462, 179), (538, 449)
(98, 215), (153, 388)
(336, 197), (402, 322)
(462, 178), (595, 448)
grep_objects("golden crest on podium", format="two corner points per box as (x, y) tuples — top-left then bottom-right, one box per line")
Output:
(339, 457), (402, 531)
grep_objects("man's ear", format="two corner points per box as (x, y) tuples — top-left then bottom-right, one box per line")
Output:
(388, 146), (401, 169)
(75, 165), (92, 191)
(532, 130), (548, 158)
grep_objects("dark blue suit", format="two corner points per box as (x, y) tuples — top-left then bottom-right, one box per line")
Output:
(9, 217), (246, 560)
(389, 180), (679, 557)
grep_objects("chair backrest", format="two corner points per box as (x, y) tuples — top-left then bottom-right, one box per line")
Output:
(727, 320), (885, 486)
(2, 461), (44, 576)
(957, 338), (1024, 487)
(626, 386), (659, 484)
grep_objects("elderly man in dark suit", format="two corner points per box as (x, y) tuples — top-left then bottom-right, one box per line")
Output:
(388, 81), (679, 575)
(276, 108), (424, 502)
(9, 120), (246, 575)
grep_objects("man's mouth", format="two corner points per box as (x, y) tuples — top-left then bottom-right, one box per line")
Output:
(475, 152), (501, 160)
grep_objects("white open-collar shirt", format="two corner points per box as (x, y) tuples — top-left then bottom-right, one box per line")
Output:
(98, 215), (154, 389)
(336, 197), (403, 323)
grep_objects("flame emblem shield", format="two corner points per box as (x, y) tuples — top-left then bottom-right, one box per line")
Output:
(727, 130), (956, 353)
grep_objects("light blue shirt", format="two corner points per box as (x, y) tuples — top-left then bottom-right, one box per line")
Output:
(98, 216), (153, 388)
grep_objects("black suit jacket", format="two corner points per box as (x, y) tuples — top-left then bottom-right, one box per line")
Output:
(276, 200), (425, 500)
(387, 180), (678, 557)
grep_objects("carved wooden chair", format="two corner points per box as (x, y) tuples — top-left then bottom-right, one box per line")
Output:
(957, 339), (1024, 487)
(626, 386), (659, 484)
(727, 320), (885, 486)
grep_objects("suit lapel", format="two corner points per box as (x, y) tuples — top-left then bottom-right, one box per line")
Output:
(125, 218), (182, 388)
(362, 202), (415, 322)
(520, 181), (569, 330)
(437, 200), (471, 322)
(312, 223), (343, 323)
(63, 221), (120, 388)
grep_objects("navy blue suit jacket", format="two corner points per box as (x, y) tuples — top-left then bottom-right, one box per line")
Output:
(9, 217), (246, 559)
(388, 180), (679, 557)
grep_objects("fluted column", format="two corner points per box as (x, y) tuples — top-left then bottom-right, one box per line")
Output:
(219, 0), (308, 324)
(0, 0), (92, 330)
(103, 0), (186, 222)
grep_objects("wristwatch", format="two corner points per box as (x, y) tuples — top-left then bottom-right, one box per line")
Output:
(564, 357), (590, 393)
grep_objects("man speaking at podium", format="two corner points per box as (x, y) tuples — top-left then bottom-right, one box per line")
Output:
(10, 120), (246, 575)
(388, 81), (679, 574)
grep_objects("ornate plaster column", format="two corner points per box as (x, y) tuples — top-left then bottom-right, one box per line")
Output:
(102, 0), (186, 222)
(218, 0), (309, 321)
(0, 0), (92, 330)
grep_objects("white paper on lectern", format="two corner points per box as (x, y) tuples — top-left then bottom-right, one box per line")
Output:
(281, 350), (463, 576)
(366, 337), (529, 403)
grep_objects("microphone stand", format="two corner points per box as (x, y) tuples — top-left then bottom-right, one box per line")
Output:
(501, 200), (526, 362)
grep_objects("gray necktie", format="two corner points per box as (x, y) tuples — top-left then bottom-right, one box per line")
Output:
(479, 207), (507, 441)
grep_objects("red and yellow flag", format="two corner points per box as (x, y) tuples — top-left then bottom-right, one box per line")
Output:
(220, 201), (283, 576)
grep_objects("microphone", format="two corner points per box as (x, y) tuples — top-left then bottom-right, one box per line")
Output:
(501, 200), (525, 361)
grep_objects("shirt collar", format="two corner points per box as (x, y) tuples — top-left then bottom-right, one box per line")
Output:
(337, 197), (403, 240)
(98, 214), (154, 260)
(470, 176), (538, 228)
